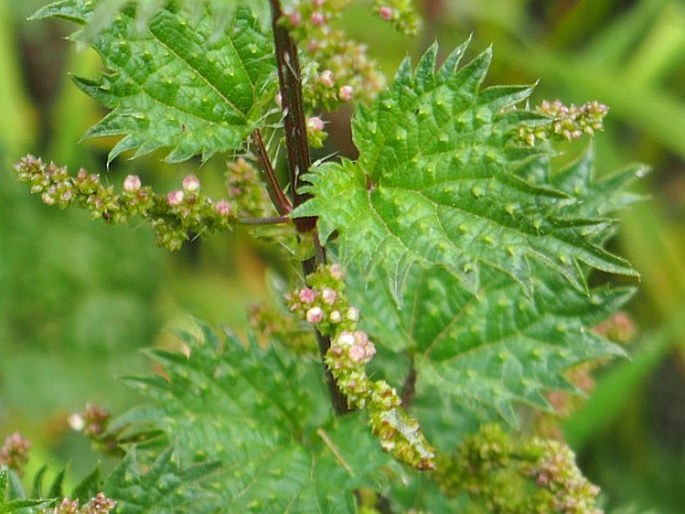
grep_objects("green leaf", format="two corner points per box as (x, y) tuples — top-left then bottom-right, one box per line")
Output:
(32, 1), (276, 163)
(0, 467), (53, 513)
(295, 41), (637, 295)
(104, 448), (222, 513)
(114, 324), (392, 513)
(353, 264), (631, 428)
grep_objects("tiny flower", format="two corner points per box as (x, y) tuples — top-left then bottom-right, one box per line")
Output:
(329, 263), (344, 280)
(329, 310), (342, 323)
(307, 116), (325, 131)
(378, 6), (393, 20)
(349, 344), (366, 363)
(182, 174), (201, 192)
(68, 413), (85, 431)
(310, 11), (325, 26)
(288, 10), (302, 26)
(320, 69), (335, 88)
(338, 85), (354, 102)
(306, 306), (324, 324)
(123, 174), (141, 192)
(215, 200), (232, 216)
(41, 192), (55, 205)
(312, 0), (324, 7)
(275, 92), (282, 107)
(337, 331), (355, 346)
(167, 189), (185, 206)
(298, 287), (317, 304)
(321, 287), (337, 304)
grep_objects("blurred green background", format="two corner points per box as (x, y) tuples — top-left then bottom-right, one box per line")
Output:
(1, 0), (684, 511)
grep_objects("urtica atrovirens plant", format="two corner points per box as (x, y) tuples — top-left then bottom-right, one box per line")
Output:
(7, 0), (646, 511)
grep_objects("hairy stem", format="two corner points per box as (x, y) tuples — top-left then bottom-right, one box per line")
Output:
(251, 129), (292, 216)
(269, 0), (350, 415)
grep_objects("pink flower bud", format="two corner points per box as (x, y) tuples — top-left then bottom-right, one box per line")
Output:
(215, 200), (232, 216)
(167, 189), (184, 206)
(337, 331), (355, 346)
(321, 287), (337, 305)
(346, 307), (360, 322)
(307, 116), (325, 131)
(320, 70), (335, 88)
(288, 10), (302, 26)
(312, 0), (324, 7)
(182, 174), (201, 192)
(339, 85), (354, 102)
(378, 6), (393, 21)
(298, 288), (317, 304)
(329, 264), (344, 280)
(349, 344), (366, 363)
(123, 174), (141, 193)
(310, 11), (324, 26)
(306, 306), (324, 324)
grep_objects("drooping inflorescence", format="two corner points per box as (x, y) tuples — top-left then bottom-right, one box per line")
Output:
(286, 264), (436, 470)
(435, 424), (603, 513)
(14, 155), (237, 250)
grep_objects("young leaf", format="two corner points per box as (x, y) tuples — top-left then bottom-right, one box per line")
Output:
(294, 41), (637, 295)
(32, 1), (277, 163)
(115, 324), (392, 513)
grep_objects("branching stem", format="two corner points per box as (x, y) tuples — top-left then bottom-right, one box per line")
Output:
(269, 0), (350, 415)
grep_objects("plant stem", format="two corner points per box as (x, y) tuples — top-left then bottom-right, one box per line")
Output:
(251, 129), (292, 216)
(269, 0), (350, 415)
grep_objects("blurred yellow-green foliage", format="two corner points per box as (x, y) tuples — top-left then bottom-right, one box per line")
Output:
(1, 1), (684, 511)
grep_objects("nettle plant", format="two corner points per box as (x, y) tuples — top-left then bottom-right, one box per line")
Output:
(4, 0), (645, 512)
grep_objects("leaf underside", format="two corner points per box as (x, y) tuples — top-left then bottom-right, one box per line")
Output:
(33, 0), (277, 163)
(113, 325), (391, 513)
(295, 40), (639, 296)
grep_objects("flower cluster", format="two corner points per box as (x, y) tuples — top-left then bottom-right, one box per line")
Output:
(287, 264), (436, 470)
(519, 100), (609, 145)
(372, 0), (421, 34)
(50, 493), (116, 514)
(0, 432), (30, 475)
(14, 155), (237, 251)
(225, 157), (276, 218)
(435, 424), (602, 513)
(283, 0), (386, 110)
(69, 404), (121, 456)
